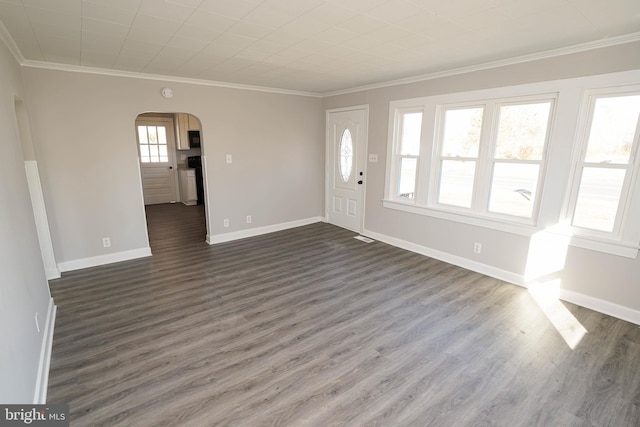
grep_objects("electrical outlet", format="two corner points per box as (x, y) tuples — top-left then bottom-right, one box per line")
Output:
(34, 312), (40, 333)
(246, 215), (252, 224)
(102, 237), (111, 248)
(474, 242), (482, 254)
(223, 219), (229, 228)
(226, 154), (232, 164)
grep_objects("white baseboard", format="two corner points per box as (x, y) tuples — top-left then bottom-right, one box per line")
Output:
(558, 288), (640, 326)
(208, 217), (325, 245)
(362, 228), (640, 326)
(363, 229), (525, 286)
(58, 247), (152, 273)
(33, 298), (56, 404)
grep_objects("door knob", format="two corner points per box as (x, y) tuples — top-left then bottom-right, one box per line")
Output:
(169, 166), (173, 170)
(357, 180), (363, 184)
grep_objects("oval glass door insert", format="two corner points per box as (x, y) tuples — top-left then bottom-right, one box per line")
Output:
(339, 129), (353, 182)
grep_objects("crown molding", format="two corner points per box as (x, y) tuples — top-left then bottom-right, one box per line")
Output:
(322, 32), (640, 97)
(20, 60), (323, 98)
(7, 29), (640, 99)
(0, 19), (25, 64)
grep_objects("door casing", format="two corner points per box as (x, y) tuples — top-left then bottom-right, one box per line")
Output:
(325, 105), (369, 233)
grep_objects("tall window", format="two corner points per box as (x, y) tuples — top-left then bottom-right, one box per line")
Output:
(137, 125), (169, 163)
(437, 106), (483, 208)
(393, 110), (423, 200)
(432, 97), (554, 221)
(570, 90), (640, 235)
(489, 101), (551, 218)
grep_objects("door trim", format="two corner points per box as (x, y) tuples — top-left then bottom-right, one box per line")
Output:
(325, 105), (369, 233)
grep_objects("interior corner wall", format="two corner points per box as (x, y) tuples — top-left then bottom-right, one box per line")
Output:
(21, 68), (325, 267)
(0, 39), (53, 402)
(322, 41), (640, 319)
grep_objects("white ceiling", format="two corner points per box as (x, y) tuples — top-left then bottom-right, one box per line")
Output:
(0, 0), (638, 94)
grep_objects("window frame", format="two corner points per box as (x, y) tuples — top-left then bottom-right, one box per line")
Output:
(427, 94), (556, 225)
(430, 103), (485, 211)
(387, 106), (425, 203)
(137, 124), (170, 164)
(565, 85), (640, 240)
(383, 71), (640, 258)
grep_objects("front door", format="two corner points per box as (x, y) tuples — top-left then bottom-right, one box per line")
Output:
(136, 118), (178, 205)
(326, 107), (368, 232)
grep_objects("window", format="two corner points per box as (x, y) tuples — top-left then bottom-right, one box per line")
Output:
(489, 101), (551, 218)
(391, 109), (423, 200)
(569, 90), (640, 236)
(339, 129), (353, 182)
(437, 106), (483, 208)
(137, 125), (169, 163)
(384, 72), (640, 257)
(432, 97), (554, 221)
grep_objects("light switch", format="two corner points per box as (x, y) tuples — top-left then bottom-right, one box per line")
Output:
(226, 154), (232, 164)
(368, 154), (378, 163)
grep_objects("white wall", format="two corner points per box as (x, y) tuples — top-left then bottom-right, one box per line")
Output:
(323, 41), (640, 322)
(22, 69), (325, 267)
(0, 39), (53, 402)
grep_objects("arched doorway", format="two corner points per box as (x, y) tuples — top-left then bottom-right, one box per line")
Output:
(134, 112), (209, 248)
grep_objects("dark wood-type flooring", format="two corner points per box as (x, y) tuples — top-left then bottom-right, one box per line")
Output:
(47, 203), (640, 426)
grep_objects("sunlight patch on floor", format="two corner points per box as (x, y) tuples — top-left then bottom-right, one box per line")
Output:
(528, 279), (588, 349)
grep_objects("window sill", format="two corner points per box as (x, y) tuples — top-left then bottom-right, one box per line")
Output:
(382, 199), (639, 259)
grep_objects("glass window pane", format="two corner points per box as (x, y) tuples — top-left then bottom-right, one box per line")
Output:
(397, 157), (417, 199)
(149, 145), (159, 160)
(160, 156), (169, 162)
(148, 126), (158, 144)
(438, 160), (476, 208)
(140, 156), (150, 163)
(157, 126), (167, 145)
(585, 95), (640, 164)
(138, 126), (148, 144)
(495, 102), (551, 160)
(139, 144), (149, 158)
(159, 145), (168, 157)
(488, 163), (539, 217)
(339, 129), (353, 182)
(400, 112), (422, 155)
(442, 108), (483, 157)
(573, 167), (626, 232)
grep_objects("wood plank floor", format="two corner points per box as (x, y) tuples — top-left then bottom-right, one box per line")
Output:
(47, 203), (640, 426)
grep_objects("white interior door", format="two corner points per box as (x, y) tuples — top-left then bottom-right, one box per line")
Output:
(326, 107), (368, 232)
(136, 118), (178, 205)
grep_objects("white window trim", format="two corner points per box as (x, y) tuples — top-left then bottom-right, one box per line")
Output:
(387, 106), (425, 202)
(427, 94), (556, 225)
(383, 70), (640, 259)
(564, 84), (640, 242)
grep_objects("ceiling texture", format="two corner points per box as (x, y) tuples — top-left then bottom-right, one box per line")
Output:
(0, 0), (639, 94)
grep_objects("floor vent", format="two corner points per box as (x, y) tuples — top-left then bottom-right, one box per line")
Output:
(354, 236), (374, 243)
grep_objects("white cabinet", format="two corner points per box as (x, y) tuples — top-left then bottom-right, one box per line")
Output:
(175, 114), (200, 150)
(179, 169), (198, 205)
(188, 115), (200, 131)
(175, 113), (190, 150)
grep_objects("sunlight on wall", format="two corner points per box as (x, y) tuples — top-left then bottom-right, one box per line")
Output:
(528, 279), (588, 349)
(524, 225), (571, 282)
(524, 226), (587, 349)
